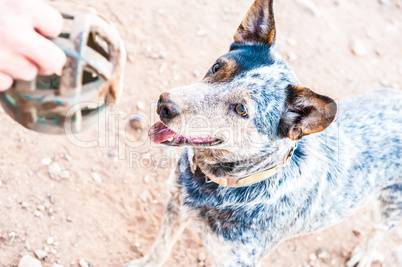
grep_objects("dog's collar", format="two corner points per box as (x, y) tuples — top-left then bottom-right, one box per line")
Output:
(190, 143), (297, 188)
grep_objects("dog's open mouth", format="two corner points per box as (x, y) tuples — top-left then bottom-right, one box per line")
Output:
(148, 121), (223, 147)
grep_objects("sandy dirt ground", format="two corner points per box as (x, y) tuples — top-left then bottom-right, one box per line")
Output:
(0, 0), (401, 266)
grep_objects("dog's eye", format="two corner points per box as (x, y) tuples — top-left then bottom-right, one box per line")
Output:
(211, 63), (221, 74)
(234, 104), (247, 117)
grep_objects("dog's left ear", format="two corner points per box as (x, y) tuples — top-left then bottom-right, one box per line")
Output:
(279, 85), (338, 141)
(233, 0), (276, 47)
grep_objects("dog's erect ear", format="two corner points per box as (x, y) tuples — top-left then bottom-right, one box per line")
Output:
(279, 85), (337, 141)
(233, 0), (276, 46)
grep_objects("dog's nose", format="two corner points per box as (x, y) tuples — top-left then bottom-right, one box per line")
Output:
(157, 92), (179, 120)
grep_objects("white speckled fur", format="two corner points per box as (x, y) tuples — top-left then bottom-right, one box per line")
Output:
(123, 1), (402, 266)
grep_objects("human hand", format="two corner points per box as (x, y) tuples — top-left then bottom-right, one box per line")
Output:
(0, 0), (66, 91)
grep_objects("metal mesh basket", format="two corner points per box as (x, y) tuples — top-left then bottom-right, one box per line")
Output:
(0, 7), (126, 134)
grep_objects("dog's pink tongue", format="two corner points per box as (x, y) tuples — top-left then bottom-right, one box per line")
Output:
(148, 121), (176, 143)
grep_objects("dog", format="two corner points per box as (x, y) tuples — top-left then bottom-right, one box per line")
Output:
(124, 0), (402, 266)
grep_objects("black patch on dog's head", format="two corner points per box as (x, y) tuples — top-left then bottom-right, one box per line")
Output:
(203, 44), (276, 84)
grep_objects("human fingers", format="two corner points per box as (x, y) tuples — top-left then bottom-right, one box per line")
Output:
(22, 31), (66, 76)
(0, 71), (13, 91)
(0, 50), (38, 81)
(31, 0), (64, 38)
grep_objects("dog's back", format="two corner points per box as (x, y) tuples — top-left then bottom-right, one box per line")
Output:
(335, 88), (402, 190)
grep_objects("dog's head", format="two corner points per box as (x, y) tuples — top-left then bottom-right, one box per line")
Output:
(149, 0), (337, 164)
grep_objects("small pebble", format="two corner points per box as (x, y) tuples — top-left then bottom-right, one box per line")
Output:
(309, 253), (317, 261)
(159, 63), (168, 73)
(379, 0), (391, 7)
(143, 175), (150, 184)
(37, 205), (45, 212)
(379, 78), (390, 87)
(60, 170), (70, 179)
(287, 52), (298, 62)
(317, 248), (329, 259)
(375, 49), (383, 56)
(47, 237), (54, 245)
(92, 172), (102, 183)
(78, 258), (89, 267)
(18, 255), (42, 267)
(21, 201), (31, 209)
(150, 52), (159, 59)
(139, 191), (149, 202)
(33, 211), (42, 217)
(28, 170), (34, 177)
(48, 162), (62, 180)
(48, 208), (54, 216)
(107, 151), (115, 158)
(34, 249), (47, 260)
(289, 244), (297, 252)
(24, 241), (31, 251)
(65, 154), (72, 162)
(128, 54), (135, 63)
(49, 195), (56, 204)
(351, 41), (367, 56)
(196, 29), (207, 37)
(129, 114), (148, 131)
(288, 38), (298, 46)
(293, 0), (321, 16)
(41, 158), (52, 166)
(43, 201), (50, 209)
(352, 229), (361, 237)
(341, 248), (349, 257)
(136, 101), (145, 110)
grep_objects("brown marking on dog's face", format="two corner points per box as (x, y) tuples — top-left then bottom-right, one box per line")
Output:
(278, 85), (338, 140)
(203, 58), (242, 84)
(233, 0), (276, 46)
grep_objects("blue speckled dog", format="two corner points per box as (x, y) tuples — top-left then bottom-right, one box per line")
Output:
(124, 0), (402, 266)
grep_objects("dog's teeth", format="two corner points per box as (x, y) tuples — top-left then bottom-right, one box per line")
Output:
(167, 137), (174, 141)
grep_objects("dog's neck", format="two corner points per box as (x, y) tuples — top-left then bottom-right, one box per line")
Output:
(190, 139), (296, 182)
